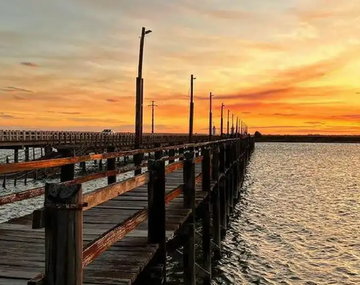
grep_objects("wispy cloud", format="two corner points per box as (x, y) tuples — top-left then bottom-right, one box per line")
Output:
(20, 62), (38, 67)
(1, 86), (35, 93)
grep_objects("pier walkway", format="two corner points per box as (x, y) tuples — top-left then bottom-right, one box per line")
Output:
(0, 137), (254, 285)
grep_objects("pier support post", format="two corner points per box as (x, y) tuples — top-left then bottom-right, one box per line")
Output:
(107, 146), (116, 184)
(80, 161), (86, 173)
(14, 148), (19, 163)
(155, 143), (163, 160)
(148, 159), (166, 283)
(219, 144), (227, 238)
(99, 159), (103, 170)
(44, 183), (83, 285)
(225, 143), (233, 216)
(201, 148), (211, 284)
(211, 146), (221, 260)
(25, 147), (29, 162)
(60, 150), (75, 182)
(169, 143), (175, 163)
(179, 145), (184, 161)
(183, 152), (196, 285)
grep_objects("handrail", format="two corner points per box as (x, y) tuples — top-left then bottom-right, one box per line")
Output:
(0, 138), (236, 175)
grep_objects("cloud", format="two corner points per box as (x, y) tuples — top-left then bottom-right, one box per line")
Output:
(20, 62), (38, 67)
(1, 86), (35, 93)
(0, 113), (22, 120)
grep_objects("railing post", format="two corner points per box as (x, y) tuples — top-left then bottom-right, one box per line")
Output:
(202, 148), (211, 192)
(60, 150), (75, 182)
(147, 159), (166, 282)
(201, 147), (211, 284)
(211, 146), (221, 260)
(44, 183), (83, 285)
(179, 145), (184, 161)
(107, 146), (116, 184)
(155, 142), (163, 160)
(219, 143), (227, 238)
(183, 152), (196, 285)
(169, 143), (175, 163)
(225, 142), (233, 217)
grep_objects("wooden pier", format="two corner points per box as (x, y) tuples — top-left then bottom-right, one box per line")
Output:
(0, 136), (254, 284)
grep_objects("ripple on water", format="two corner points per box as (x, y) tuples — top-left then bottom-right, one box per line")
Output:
(215, 143), (360, 285)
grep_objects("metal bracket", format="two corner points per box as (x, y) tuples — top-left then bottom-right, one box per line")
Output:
(44, 202), (88, 210)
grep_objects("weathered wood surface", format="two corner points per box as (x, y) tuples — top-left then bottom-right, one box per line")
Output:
(0, 163), (207, 284)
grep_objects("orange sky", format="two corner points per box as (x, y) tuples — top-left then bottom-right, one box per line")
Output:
(0, 0), (359, 134)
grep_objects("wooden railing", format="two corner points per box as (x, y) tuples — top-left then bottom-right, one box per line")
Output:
(0, 136), (255, 284)
(0, 130), (234, 147)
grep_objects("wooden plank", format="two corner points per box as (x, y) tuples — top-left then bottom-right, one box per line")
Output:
(83, 173), (148, 210)
(82, 209), (148, 267)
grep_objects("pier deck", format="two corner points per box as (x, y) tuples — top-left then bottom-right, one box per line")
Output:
(0, 137), (254, 285)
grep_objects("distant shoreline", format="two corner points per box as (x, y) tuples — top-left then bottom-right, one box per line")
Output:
(255, 135), (360, 143)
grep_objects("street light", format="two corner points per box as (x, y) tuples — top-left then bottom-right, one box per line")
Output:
(227, 109), (230, 137)
(221, 103), (225, 137)
(135, 27), (152, 150)
(189, 74), (196, 143)
(135, 27), (152, 176)
(209, 92), (214, 141)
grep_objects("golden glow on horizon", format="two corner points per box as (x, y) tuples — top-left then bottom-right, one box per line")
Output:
(0, 0), (359, 134)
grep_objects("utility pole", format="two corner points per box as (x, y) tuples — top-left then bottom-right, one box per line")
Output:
(135, 27), (152, 149)
(189, 74), (196, 143)
(209, 92), (214, 141)
(231, 113), (234, 136)
(148, 101), (158, 134)
(220, 103), (225, 137)
(227, 109), (230, 137)
(236, 116), (239, 137)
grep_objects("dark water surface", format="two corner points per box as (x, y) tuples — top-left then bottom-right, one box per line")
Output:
(213, 143), (360, 285)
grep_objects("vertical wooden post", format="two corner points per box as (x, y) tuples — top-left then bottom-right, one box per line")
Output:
(201, 148), (211, 285)
(99, 159), (103, 170)
(155, 143), (163, 160)
(202, 148), (211, 192)
(148, 159), (166, 282)
(14, 148), (19, 163)
(80, 162), (86, 173)
(32, 147), (36, 160)
(225, 143), (233, 216)
(211, 147), (221, 260)
(179, 146), (184, 161)
(60, 150), (75, 182)
(219, 144), (227, 238)
(169, 143), (175, 163)
(25, 147), (29, 162)
(44, 183), (83, 285)
(107, 146), (116, 184)
(183, 152), (196, 285)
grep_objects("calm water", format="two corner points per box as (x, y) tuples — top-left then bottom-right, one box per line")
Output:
(214, 143), (360, 285)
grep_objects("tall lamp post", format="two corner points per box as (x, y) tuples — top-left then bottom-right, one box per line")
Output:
(134, 27), (152, 175)
(135, 27), (152, 150)
(209, 92), (214, 141)
(227, 109), (230, 137)
(220, 103), (225, 137)
(189, 74), (196, 143)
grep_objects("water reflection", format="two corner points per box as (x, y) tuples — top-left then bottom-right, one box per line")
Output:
(215, 143), (360, 285)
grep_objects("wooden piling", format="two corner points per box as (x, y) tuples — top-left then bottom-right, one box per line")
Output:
(148, 159), (166, 283)
(219, 144), (227, 238)
(169, 143), (175, 163)
(201, 148), (211, 284)
(183, 152), (196, 285)
(107, 146), (116, 184)
(211, 146), (221, 260)
(14, 148), (19, 163)
(44, 183), (83, 285)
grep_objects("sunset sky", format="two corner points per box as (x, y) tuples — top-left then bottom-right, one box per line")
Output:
(0, 0), (359, 134)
